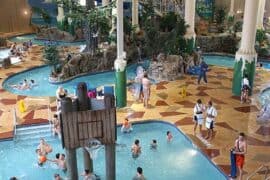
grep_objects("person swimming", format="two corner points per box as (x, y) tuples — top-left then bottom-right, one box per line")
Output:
(10, 79), (30, 90)
(131, 139), (141, 158)
(150, 139), (157, 149)
(167, 131), (173, 142)
(37, 138), (52, 155)
(36, 148), (47, 166)
(48, 153), (67, 171)
(121, 118), (133, 133)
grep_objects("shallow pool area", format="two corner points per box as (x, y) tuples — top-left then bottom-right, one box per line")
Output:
(259, 88), (270, 106)
(0, 121), (226, 180)
(3, 62), (149, 97)
(9, 34), (86, 46)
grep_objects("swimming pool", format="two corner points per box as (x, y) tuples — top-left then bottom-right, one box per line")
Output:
(3, 61), (149, 97)
(9, 34), (86, 46)
(0, 121), (226, 180)
(259, 88), (270, 106)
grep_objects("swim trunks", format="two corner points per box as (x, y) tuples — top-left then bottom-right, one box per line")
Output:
(236, 154), (245, 168)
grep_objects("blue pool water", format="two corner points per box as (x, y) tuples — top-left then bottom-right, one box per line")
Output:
(9, 34), (86, 46)
(3, 62), (149, 97)
(203, 55), (270, 69)
(0, 122), (226, 180)
(259, 88), (270, 106)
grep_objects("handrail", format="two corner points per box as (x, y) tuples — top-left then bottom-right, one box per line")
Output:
(247, 164), (269, 180)
(12, 108), (17, 138)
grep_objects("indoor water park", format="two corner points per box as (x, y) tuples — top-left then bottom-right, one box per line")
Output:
(0, 0), (270, 180)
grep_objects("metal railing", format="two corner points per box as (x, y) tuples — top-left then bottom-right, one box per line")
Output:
(247, 164), (270, 180)
(12, 108), (17, 138)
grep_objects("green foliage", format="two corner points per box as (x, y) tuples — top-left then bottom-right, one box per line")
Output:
(233, 21), (243, 32)
(256, 29), (270, 56)
(160, 12), (177, 32)
(164, 16), (189, 55)
(31, 6), (52, 25)
(256, 29), (267, 44)
(43, 45), (60, 72)
(215, 8), (226, 25)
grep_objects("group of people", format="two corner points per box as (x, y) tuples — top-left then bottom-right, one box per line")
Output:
(10, 79), (36, 90)
(130, 131), (173, 179)
(193, 100), (217, 140)
(133, 66), (151, 108)
(10, 41), (32, 58)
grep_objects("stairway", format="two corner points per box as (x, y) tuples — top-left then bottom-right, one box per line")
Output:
(15, 124), (54, 145)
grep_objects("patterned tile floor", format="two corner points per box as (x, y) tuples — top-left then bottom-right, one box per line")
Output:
(0, 45), (270, 179)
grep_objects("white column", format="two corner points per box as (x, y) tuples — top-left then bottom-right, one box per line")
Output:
(257, 0), (266, 29)
(132, 0), (139, 30)
(184, 0), (196, 39)
(228, 0), (235, 16)
(57, 4), (65, 22)
(236, 0), (259, 63)
(114, 0), (126, 71)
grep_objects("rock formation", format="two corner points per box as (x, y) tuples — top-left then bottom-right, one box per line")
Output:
(148, 53), (183, 82)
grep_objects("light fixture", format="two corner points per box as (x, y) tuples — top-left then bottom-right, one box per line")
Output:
(24, 10), (28, 15)
(236, 9), (243, 14)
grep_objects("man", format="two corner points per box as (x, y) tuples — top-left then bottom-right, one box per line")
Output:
(131, 139), (141, 158)
(205, 101), (217, 140)
(142, 73), (151, 108)
(233, 132), (247, 180)
(133, 167), (146, 180)
(198, 60), (208, 84)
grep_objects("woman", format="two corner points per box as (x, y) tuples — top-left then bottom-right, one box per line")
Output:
(121, 118), (133, 133)
(193, 99), (205, 135)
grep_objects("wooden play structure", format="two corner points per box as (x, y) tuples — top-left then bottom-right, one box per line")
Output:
(60, 82), (116, 180)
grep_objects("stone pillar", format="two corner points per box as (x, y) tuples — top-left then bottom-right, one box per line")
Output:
(228, 0), (235, 17)
(257, 0), (266, 29)
(184, 0), (196, 40)
(57, 4), (65, 22)
(132, 0), (139, 30)
(114, 0), (127, 108)
(232, 0), (259, 96)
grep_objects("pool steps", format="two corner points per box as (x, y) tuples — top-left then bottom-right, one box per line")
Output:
(15, 124), (55, 143)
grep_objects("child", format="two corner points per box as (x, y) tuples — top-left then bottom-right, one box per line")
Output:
(241, 75), (250, 103)
(52, 114), (61, 138)
(150, 139), (157, 149)
(131, 139), (141, 158)
(36, 149), (47, 166)
(121, 118), (133, 133)
(167, 131), (173, 142)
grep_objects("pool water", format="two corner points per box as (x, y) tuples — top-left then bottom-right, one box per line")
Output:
(259, 88), (270, 106)
(203, 55), (270, 69)
(0, 122), (226, 180)
(3, 62), (149, 97)
(9, 34), (86, 46)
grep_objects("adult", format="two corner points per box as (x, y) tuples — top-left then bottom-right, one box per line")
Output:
(232, 132), (247, 180)
(37, 138), (52, 155)
(56, 86), (67, 111)
(48, 153), (67, 171)
(193, 99), (205, 135)
(142, 73), (151, 108)
(198, 60), (208, 84)
(131, 139), (141, 158)
(133, 167), (146, 180)
(121, 118), (133, 133)
(205, 101), (217, 140)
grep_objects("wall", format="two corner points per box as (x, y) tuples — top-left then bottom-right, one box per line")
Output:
(0, 0), (32, 33)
